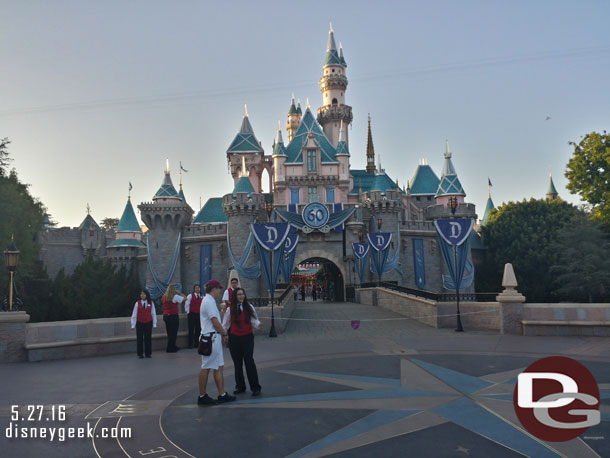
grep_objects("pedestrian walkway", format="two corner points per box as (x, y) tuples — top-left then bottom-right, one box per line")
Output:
(1, 301), (609, 457)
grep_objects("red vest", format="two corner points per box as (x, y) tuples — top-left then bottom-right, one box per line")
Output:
(162, 299), (178, 315)
(137, 301), (153, 323)
(189, 294), (203, 314)
(229, 305), (253, 336)
(227, 288), (235, 303)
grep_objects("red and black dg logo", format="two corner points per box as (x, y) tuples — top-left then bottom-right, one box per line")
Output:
(513, 356), (600, 442)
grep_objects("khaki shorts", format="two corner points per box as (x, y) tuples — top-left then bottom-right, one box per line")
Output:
(201, 334), (224, 370)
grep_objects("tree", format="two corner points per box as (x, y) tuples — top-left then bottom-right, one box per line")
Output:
(0, 137), (11, 176)
(101, 217), (119, 231)
(565, 131), (610, 226)
(50, 257), (141, 321)
(549, 214), (610, 302)
(478, 198), (580, 302)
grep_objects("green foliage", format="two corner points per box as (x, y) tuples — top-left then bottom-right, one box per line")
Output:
(549, 214), (610, 302)
(0, 142), (47, 302)
(478, 198), (580, 302)
(48, 257), (142, 321)
(101, 217), (119, 231)
(565, 131), (610, 226)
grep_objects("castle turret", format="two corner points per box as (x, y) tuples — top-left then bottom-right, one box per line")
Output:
(78, 204), (104, 256)
(272, 122), (288, 202)
(227, 105), (265, 192)
(317, 24), (352, 148)
(546, 172), (559, 201)
(435, 141), (466, 206)
(138, 163), (193, 291)
(286, 95), (302, 142)
(107, 195), (145, 265)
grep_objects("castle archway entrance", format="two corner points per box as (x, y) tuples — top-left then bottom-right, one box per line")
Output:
(291, 256), (345, 302)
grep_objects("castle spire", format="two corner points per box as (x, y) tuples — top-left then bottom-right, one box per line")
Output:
(335, 120), (350, 156)
(546, 172), (558, 201)
(435, 140), (466, 197)
(366, 114), (376, 174)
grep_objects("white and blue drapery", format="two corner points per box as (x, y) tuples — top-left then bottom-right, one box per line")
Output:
(352, 242), (369, 284)
(146, 233), (182, 299)
(227, 230), (260, 279)
(412, 239), (426, 288)
(434, 219), (475, 291)
(251, 223), (291, 296)
(367, 232), (392, 280)
(381, 225), (402, 275)
(280, 234), (299, 283)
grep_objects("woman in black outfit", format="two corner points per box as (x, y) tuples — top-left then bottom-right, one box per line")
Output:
(221, 287), (262, 396)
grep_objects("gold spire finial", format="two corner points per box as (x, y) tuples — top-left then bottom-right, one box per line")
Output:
(244, 104), (248, 117)
(165, 158), (170, 174)
(86, 203), (91, 215)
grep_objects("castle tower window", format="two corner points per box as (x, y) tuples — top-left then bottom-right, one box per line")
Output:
(332, 98), (338, 106)
(326, 186), (335, 204)
(290, 187), (300, 205)
(307, 150), (317, 172)
(308, 186), (319, 203)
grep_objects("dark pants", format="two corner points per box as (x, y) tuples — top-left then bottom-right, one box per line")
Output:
(163, 314), (179, 352)
(228, 333), (261, 391)
(136, 321), (152, 357)
(187, 312), (201, 348)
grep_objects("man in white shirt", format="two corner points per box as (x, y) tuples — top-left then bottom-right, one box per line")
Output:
(198, 279), (236, 406)
(221, 277), (239, 314)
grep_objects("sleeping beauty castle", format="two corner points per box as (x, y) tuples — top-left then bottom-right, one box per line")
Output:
(38, 26), (479, 301)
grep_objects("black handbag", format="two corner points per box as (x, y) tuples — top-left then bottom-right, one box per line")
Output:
(198, 334), (213, 356)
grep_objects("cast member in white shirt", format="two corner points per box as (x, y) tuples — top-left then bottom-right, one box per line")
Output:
(130, 290), (157, 358)
(185, 284), (203, 348)
(221, 276), (240, 315)
(221, 287), (262, 396)
(197, 279), (236, 406)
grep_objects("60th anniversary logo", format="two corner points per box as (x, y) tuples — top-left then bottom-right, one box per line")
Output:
(513, 356), (601, 442)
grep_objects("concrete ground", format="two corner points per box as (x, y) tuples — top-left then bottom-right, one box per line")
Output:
(1, 302), (609, 458)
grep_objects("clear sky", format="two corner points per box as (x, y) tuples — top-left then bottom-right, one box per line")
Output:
(2, 1), (609, 227)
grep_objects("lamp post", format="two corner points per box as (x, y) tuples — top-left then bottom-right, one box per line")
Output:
(3, 236), (20, 312)
(265, 202), (278, 338)
(448, 197), (464, 332)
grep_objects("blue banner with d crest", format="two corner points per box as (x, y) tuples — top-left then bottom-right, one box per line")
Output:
(434, 219), (475, 292)
(280, 234), (299, 283)
(352, 242), (369, 284)
(251, 223), (291, 296)
(367, 232), (392, 280)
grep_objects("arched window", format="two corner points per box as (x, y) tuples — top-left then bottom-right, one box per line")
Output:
(332, 98), (338, 106)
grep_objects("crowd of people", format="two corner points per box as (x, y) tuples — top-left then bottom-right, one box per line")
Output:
(292, 282), (335, 302)
(130, 273), (262, 406)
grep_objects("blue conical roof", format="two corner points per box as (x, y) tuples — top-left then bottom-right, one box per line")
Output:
(233, 176), (255, 195)
(324, 27), (345, 68)
(335, 122), (349, 156)
(272, 124), (287, 157)
(226, 111), (264, 154)
(178, 186), (187, 204)
(547, 173), (558, 197)
(78, 214), (100, 231)
(116, 199), (142, 232)
(153, 172), (180, 200)
(435, 142), (466, 197)
(409, 163), (440, 195)
(480, 196), (495, 228)
(288, 96), (298, 116)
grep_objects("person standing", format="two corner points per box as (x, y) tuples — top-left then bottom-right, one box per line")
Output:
(222, 287), (262, 396)
(222, 275), (240, 314)
(185, 284), (203, 348)
(312, 283), (317, 301)
(197, 279), (236, 406)
(131, 290), (157, 358)
(300, 284), (305, 301)
(162, 285), (186, 353)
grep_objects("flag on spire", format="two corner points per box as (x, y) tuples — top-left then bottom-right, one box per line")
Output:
(180, 162), (188, 173)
